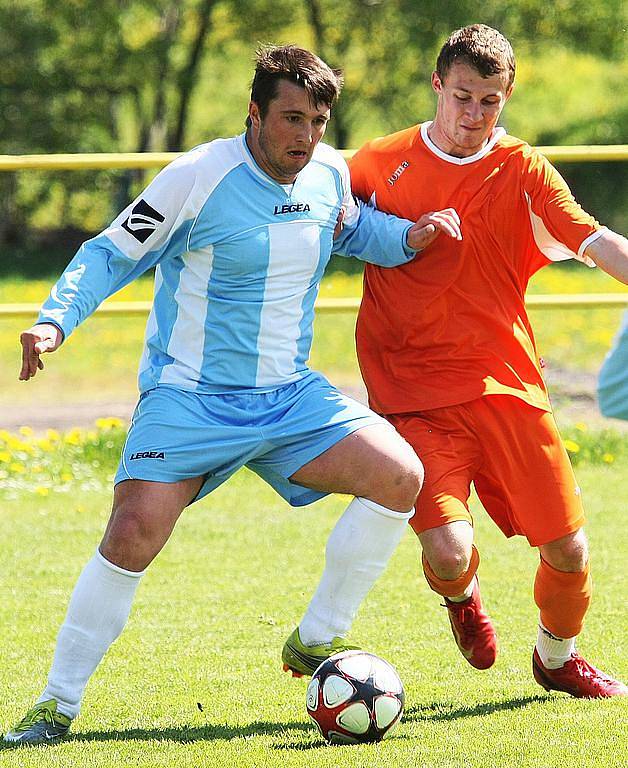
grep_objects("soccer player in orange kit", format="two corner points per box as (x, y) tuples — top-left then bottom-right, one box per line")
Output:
(349, 24), (628, 697)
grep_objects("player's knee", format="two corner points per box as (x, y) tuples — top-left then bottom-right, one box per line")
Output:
(540, 529), (589, 572)
(383, 452), (424, 511)
(101, 505), (155, 568)
(426, 548), (471, 581)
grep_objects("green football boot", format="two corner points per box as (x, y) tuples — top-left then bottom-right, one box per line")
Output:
(282, 627), (360, 677)
(4, 699), (72, 745)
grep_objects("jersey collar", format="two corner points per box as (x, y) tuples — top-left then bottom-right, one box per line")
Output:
(420, 121), (506, 165)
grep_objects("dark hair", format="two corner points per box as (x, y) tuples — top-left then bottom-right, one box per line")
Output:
(247, 45), (344, 126)
(436, 24), (515, 88)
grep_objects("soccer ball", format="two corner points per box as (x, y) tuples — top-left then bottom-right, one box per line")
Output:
(306, 650), (405, 745)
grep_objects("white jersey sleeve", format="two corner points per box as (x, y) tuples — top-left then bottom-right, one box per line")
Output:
(38, 149), (205, 340)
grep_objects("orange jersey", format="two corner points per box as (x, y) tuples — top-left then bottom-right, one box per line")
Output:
(349, 122), (603, 414)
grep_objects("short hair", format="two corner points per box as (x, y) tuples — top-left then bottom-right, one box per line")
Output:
(436, 24), (515, 88)
(248, 45), (344, 125)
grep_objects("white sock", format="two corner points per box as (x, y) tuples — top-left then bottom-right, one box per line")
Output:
(298, 497), (414, 646)
(38, 549), (145, 719)
(535, 623), (576, 669)
(446, 576), (476, 603)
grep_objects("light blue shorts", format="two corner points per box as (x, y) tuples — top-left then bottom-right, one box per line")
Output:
(114, 373), (386, 506)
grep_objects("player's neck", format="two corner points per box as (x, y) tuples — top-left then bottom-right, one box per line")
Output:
(244, 129), (298, 185)
(426, 120), (490, 159)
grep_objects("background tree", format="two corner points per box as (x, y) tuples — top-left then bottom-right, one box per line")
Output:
(0, 0), (625, 272)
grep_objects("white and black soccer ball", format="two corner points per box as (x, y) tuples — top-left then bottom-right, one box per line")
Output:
(306, 650), (405, 745)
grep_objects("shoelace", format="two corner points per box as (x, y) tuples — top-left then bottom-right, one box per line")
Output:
(442, 601), (476, 629)
(318, 640), (360, 655)
(569, 655), (601, 684)
(15, 704), (56, 732)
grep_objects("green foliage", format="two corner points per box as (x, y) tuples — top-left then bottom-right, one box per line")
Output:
(1, 0), (627, 249)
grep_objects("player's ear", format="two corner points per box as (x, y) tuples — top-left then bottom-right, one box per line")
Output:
(248, 101), (261, 129)
(431, 71), (443, 95)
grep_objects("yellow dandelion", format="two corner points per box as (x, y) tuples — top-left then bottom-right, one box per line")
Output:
(563, 439), (580, 454)
(7, 438), (34, 454)
(36, 438), (55, 452)
(0, 429), (11, 442)
(34, 486), (50, 496)
(18, 426), (34, 437)
(64, 428), (83, 446)
(602, 453), (615, 464)
(9, 462), (26, 473)
(61, 473), (73, 482)
(46, 429), (61, 442)
(0, 451), (10, 463)
(95, 416), (124, 430)
(574, 422), (588, 433)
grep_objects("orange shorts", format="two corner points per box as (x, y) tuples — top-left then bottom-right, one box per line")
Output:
(388, 396), (585, 547)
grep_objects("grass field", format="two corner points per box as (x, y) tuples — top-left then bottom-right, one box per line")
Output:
(0, 450), (626, 767)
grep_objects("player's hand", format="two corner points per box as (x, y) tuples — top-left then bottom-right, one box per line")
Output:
(19, 323), (63, 381)
(334, 207), (346, 239)
(406, 208), (462, 251)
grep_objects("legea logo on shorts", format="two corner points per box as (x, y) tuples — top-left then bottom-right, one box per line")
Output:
(129, 450), (166, 460)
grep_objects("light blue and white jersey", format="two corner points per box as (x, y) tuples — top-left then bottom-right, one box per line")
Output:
(598, 310), (628, 420)
(39, 134), (416, 393)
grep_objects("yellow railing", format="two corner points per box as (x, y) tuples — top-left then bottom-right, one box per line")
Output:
(1, 293), (627, 319)
(0, 145), (627, 171)
(0, 146), (625, 317)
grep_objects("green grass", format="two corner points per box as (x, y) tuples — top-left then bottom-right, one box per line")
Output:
(0, 459), (626, 767)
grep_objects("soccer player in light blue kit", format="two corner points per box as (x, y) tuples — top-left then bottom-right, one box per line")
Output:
(7, 45), (462, 744)
(598, 311), (628, 420)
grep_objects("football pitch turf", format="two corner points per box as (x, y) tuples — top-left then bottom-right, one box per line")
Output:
(1, 464), (625, 767)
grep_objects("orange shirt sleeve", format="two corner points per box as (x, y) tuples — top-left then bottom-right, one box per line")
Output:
(522, 150), (601, 266)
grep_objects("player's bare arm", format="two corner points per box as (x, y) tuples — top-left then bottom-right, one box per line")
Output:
(19, 322), (63, 381)
(584, 230), (628, 284)
(406, 207), (462, 251)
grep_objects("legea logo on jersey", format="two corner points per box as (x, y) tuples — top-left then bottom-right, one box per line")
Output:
(387, 161), (410, 186)
(273, 202), (311, 215)
(122, 199), (166, 243)
(129, 450), (166, 460)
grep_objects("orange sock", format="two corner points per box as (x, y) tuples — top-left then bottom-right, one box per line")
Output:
(422, 545), (480, 598)
(534, 557), (591, 638)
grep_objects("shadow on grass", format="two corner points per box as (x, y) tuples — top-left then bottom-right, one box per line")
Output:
(0, 720), (315, 751)
(404, 694), (548, 723)
(75, 720), (312, 745)
(273, 696), (550, 751)
(0, 696), (548, 751)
